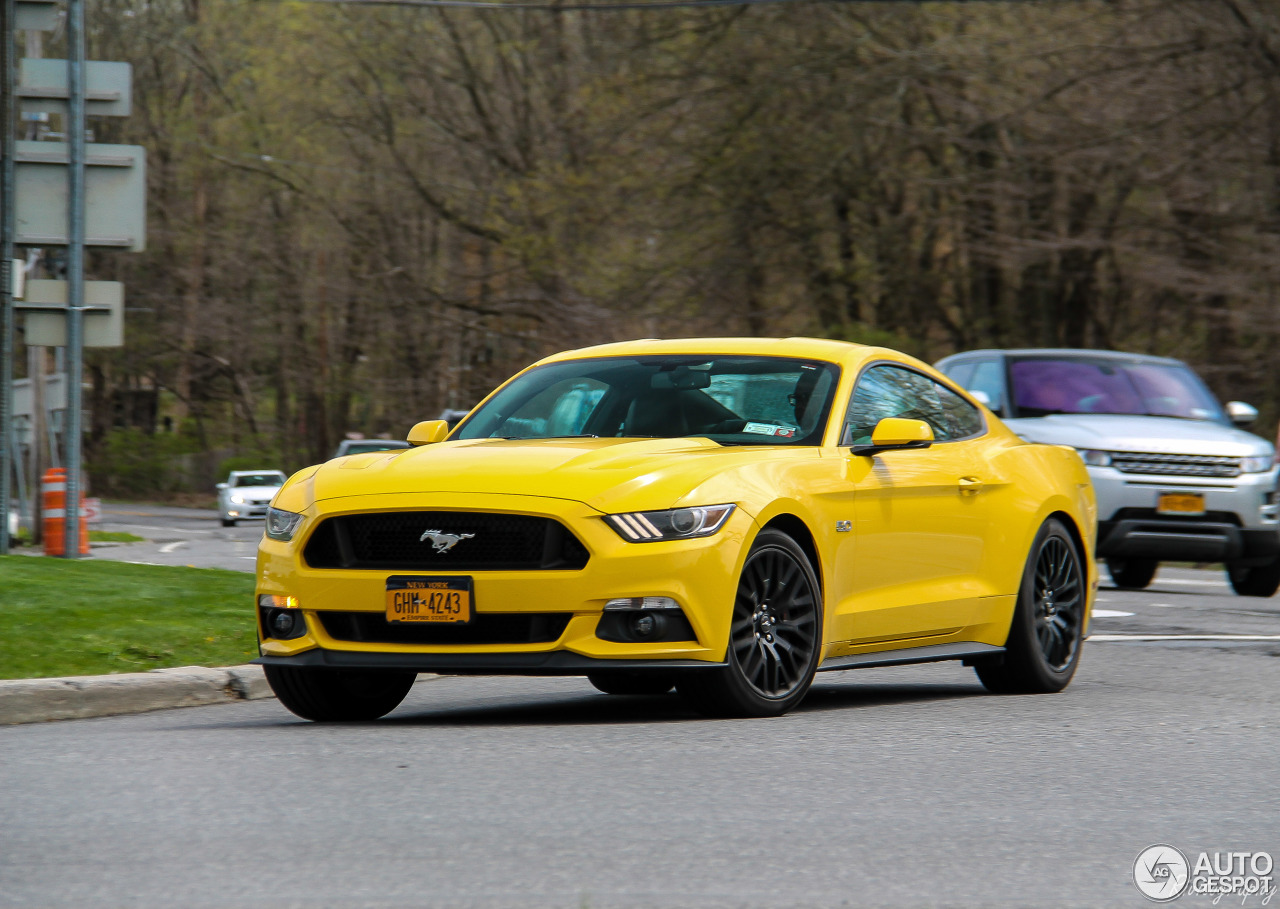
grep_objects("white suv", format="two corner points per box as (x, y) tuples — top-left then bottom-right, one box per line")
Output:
(935, 349), (1280, 596)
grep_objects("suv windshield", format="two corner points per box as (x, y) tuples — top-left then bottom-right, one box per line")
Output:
(455, 355), (841, 445)
(1009, 356), (1227, 423)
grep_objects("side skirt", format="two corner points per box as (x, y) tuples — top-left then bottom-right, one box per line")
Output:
(817, 642), (1004, 673)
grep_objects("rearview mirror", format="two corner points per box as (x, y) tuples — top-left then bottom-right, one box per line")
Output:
(407, 419), (450, 446)
(848, 418), (934, 456)
(1226, 401), (1258, 426)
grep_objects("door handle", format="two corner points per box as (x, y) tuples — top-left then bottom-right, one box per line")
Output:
(958, 476), (984, 494)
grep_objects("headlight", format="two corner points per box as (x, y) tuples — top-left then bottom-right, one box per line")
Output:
(230, 494), (245, 504)
(605, 504), (735, 542)
(1241, 456), (1273, 473)
(1077, 449), (1112, 467)
(265, 507), (305, 541)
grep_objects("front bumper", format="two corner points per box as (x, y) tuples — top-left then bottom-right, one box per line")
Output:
(255, 491), (753, 668)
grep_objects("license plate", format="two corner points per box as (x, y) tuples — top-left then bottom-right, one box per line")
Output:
(385, 575), (472, 624)
(1157, 492), (1205, 515)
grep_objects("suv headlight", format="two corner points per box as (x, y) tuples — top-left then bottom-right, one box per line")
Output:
(606, 504), (735, 542)
(1077, 449), (1112, 467)
(265, 507), (305, 541)
(1241, 456), (1273, 473)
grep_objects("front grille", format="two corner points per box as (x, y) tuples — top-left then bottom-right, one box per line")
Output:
(303, 511), (590, 570)
(1110, 452), (1241, 478)
(317, 610), (572, 645)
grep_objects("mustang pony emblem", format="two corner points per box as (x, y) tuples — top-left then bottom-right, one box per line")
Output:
(419, 529), (475, 553)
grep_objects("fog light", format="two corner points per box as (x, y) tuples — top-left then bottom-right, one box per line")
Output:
(630, 613), (661, 638)
(270, 610), (298, 637)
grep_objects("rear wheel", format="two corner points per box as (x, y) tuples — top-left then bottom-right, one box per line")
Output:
(1106, 558), (1156, 590)
(976, 518), (1085, 695)
(1227, 558), (1280, 597)
(677, 529), (822, 718)
(264, 665), (417, 721)
(587, 671), (676, 696)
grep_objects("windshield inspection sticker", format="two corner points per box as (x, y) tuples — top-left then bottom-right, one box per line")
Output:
(743, 422), (794, 437)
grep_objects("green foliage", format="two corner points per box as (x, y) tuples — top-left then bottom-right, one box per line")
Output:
(86, 428), (203, 498)
(0, 556), (257, 679)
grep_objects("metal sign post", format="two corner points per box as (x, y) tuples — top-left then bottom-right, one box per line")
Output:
(1, 0), (16, 555)
(61, 0), (83, 558)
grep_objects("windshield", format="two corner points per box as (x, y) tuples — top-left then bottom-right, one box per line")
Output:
(233, 473), (285, 487)
(1009, 357), (1227, 423)
(455, 355), (841, 445)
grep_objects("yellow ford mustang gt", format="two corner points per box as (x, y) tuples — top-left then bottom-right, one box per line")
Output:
(255, 337), (1096, 720)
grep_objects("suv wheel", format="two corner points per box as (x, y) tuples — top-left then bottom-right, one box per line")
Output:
(1106, 558), (1157, 590)
(1227, 558), (1280, 598)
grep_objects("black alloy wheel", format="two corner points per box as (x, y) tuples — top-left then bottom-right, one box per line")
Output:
(678, 529), (822, 717)
(1106, 558), (1157, 590)
(976, 518), (1085, 694)
(264, 665), (417, 721)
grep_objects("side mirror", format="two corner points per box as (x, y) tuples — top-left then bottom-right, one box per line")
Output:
(216, 483), (227, 491)
(407, 419), (450, 446)
(1226, 401), (1258, 426)
(968, 389), (992, 407)
(848, 418), (935, 456)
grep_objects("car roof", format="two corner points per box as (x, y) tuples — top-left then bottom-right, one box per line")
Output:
(537, 336), (867, 365)
(938, 347), (1185, 366)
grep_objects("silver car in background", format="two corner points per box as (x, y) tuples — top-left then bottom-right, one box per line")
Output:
(216, 470), (287, 527)
(935, 349), (1280, 597)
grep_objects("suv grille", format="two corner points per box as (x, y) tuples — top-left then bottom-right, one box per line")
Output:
(317, 610), (571, 645)
(303, 511), (590, 571)
(1110, 452), (1241, 478)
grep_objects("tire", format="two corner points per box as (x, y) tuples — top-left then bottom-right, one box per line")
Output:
(976, 518), (1086, 695)
(1106, 558), (1156, 590)
(587, 671), (676, 696)
(1227, 558), (1280, 597)
(264, 665), (417, 721)
(221, 517), (236, 527)
(677, 529), (822, 718)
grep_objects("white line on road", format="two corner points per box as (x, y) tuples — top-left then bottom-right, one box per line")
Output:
(159, 541), (187, 553)
(1091, 633), (1280, 642)
(1156, 578), (1228, 587)
(1091, 609), (1135, 617)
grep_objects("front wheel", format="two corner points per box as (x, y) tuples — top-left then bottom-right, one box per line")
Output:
(976, 518), (1086, 695)
(1227, 558), (1280, 597)
(677, 529), (822, 718)
(264, 665), (417, 721)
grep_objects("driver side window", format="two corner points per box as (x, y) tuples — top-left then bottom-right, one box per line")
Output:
(844, 365), (984, 444)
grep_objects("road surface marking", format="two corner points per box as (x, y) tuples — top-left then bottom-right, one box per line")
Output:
(1091, 633), (1280, 641)
(159, 541), (186, 553)
(1091, 609), (1135, 617)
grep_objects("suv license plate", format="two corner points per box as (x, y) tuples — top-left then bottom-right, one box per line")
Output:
(1156, 492), (1205, 515)
(386, 576), (472, 624)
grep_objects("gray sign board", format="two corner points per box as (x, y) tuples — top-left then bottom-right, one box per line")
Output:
(14, 141), (147, 251)
(19, 280), (125, 348)
(19, 59), (132, 117)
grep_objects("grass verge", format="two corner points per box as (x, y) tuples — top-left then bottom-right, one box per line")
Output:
(0, 555), (257, 679)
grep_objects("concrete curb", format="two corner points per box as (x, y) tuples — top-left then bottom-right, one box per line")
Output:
(0, 664), (275, 725)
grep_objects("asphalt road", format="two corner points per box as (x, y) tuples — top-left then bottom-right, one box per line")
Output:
(3, 525), (1279, 908)
(86, 502), (265, 571)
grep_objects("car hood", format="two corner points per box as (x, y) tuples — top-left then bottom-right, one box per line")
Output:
(1003, 414), (1273, 456)
(300, 436), (806, 513)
